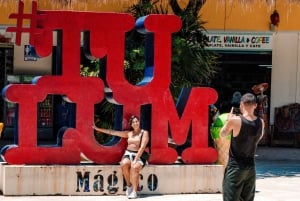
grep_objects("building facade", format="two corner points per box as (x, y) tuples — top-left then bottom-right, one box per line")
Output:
(200, 0), (300, 126)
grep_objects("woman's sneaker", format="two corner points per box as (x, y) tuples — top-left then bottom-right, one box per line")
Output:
(128, 191), (137, 199)
(126, 185), (133, 197)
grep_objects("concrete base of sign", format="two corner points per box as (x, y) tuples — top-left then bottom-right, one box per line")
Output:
(0, 162), (223, 195)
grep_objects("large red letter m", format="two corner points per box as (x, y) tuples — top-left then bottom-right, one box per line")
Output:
(150, 88), (218, 164)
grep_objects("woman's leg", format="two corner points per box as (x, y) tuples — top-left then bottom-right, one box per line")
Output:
(120, 158), (131, 186)
(130, 162), (143, 192)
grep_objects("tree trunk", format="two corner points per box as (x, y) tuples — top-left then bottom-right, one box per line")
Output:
(169, 0), (206, 16)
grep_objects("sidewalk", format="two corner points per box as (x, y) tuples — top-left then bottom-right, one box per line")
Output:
(0, 146), (300, 200)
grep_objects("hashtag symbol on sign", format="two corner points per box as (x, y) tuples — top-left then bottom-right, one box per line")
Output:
(6, 0), (42, 46)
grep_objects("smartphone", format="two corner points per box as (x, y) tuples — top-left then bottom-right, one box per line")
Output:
(232, 107), (241, 115)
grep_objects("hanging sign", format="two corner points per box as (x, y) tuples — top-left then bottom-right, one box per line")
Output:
(206, 32), (273, 51)
(24, 45), (38, 61)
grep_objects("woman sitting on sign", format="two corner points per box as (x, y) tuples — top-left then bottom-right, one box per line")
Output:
(93, 115), (149, 199)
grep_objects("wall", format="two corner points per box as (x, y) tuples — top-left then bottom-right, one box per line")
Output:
(2, 1), (300, 30)
(13, 33), (52, 74)
(0, 163), (223, 195)
(0, 0), (140, 25)
(270, 32), (300, 124)
(200, 0), (300, 31)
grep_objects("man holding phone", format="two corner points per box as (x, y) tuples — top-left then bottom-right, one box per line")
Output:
(220, 93), (264, 201)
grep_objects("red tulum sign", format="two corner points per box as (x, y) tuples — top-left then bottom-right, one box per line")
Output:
(1, 0), (218, 165)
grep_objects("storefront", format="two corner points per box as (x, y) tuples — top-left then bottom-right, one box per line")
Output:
(206, 32), (272, 116)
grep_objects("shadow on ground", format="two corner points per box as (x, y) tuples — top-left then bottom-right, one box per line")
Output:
(256, 159), (300, 178)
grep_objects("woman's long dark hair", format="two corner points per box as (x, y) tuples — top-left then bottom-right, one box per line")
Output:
(128, 115), (139, 130)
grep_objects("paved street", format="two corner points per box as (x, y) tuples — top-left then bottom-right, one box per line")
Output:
(254, 146), (300, 201)
(0, 146), (300, 200)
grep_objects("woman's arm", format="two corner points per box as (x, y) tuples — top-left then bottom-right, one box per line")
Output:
(133, 130), (149, 162)
(140, 130), (149, 150)
(93, 124), (129, 138)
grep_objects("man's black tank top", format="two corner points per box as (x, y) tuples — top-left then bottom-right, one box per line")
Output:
(228, 116), (263, 167)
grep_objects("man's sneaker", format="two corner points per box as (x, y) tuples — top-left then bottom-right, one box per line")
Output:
(126, 185), (133, 197)
(128, 191), (137, 199)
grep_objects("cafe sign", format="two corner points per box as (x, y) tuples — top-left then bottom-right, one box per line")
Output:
(206, 32), (273, 51)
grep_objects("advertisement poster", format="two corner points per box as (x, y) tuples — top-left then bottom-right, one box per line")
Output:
(24, 44), (38, 61)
